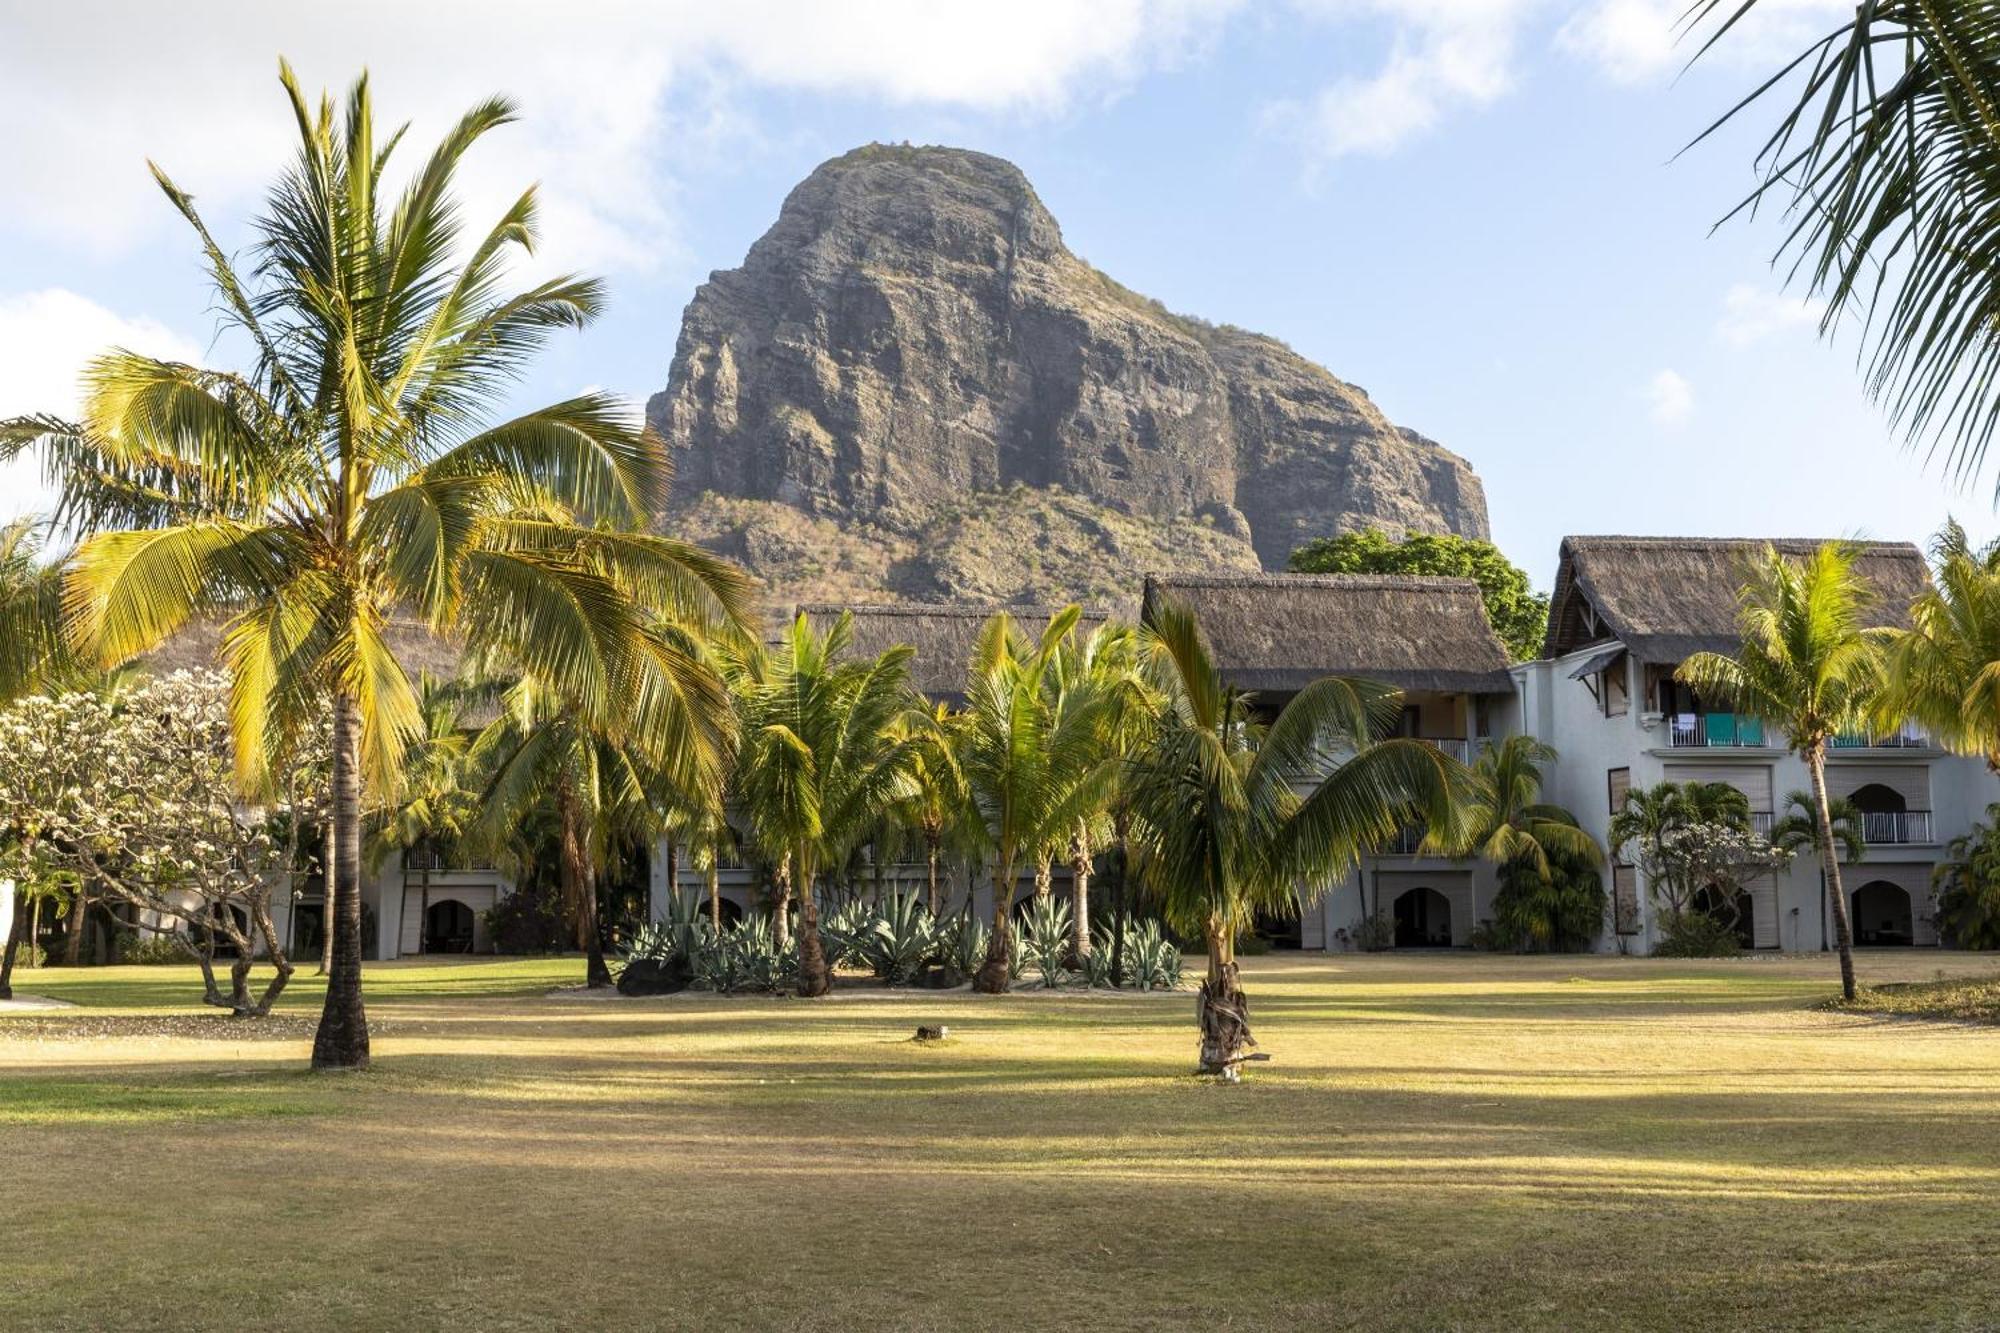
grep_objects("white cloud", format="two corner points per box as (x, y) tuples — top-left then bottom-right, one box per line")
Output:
(1715, 282), (1823, 347)
(1646, 368), (1694, 427)
(0, 1), (1238, 272)
(1557, 0), (1850, 85)
(1268, 0), (1531, 161)
(0, 289), (202, 522)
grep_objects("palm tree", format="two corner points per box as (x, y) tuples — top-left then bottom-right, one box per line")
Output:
(1441, 735), (1600, 878)
(889, 701), (971, 917)
(1771, 788), (1865, 953)
(733, 612), (921, 996)
(0, 519), (75, 702)
(369, 676), (476, 956)
(1877, 521), (2000, 769)
(1124, 597), (1471, 1077)
(1678, 543), (1886, 999)
(1608, 779), (1759, 932)
(0, 67), (750, 1067)
(957, 608), (1112, 993)
(1045, 621), (1151, 961)
(1696, 3), (2000, 481)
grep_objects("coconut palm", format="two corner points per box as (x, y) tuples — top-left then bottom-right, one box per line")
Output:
(1877, 521), (2000, 768)
(0, 67), (751, 1067)
(1678, 543), (1886, 999)
(733, 612), (922, 996)
(1696, 3), (2000, 481)
(1438, 735), (1600, 878)
(957, 608), (1113, 993)
(1124, 597), (1472, 1077)
(0, 519), (75, 702)
(1046, 620), (1151, 960)
(888, 701), (972, 917)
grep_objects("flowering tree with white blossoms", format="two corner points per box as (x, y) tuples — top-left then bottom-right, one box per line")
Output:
(0, 671), (316, 1015)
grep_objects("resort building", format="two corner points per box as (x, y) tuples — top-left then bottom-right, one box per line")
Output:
(1518, 536), (1996, 953)
(1139, 572), (1521, 950)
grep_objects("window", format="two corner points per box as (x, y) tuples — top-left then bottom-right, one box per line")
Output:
(1612, 865), (1640, 935)
(1607, 767), (1630, 814)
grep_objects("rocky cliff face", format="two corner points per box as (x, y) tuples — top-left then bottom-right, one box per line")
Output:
(648, 144), (1487, 605)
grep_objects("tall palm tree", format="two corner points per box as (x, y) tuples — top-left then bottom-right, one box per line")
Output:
(0, 66), (749, 1068)
(1771, 787), (1865, 953)
(1696, 3), (2000, 482)
(1679, 543), (1886, 999)
(1124, 598), (1471, 1077)
(957, 608), (1112, 993)
(733, 612), (921, 996)
(1046, 620), (1151, 960)
(1877, 521), (2000, 768)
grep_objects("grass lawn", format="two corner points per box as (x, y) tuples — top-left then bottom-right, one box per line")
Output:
(7, 950), (2000, 1331)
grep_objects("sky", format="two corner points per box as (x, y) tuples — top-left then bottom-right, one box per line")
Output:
(1, 0), (1991, 594)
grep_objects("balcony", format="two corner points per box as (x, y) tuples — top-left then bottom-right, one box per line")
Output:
(1831, 723), (1929, 750)
(1415, 737), (1483, 764)
(1381, 824), (1429, 855)
(1750, 811), (1774, 838)
(1860, 810), (1933, 844)
(1666, 713), (1768, 748)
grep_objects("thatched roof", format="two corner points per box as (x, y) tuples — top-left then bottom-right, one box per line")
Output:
(1544, 536), (1931, 662)
(141, 618), (465, 682)
(1141, 573), (1516, 695)
(792, 602), (1109, 701)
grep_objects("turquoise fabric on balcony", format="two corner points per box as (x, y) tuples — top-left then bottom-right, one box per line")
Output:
(1739, 716), (1764, 746)
(1705, 713), (1737, 745)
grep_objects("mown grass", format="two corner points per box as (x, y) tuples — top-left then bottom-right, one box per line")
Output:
(6, 951), (2000, 1331)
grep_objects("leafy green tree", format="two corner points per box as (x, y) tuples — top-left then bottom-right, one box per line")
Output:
(1489, 845), (1607, 954)
(1288, 529), (1548, 660)
(0, 519), (75, 702)
(1124, 597), (1472, 1077)
(1935, 805), (2000, 949)
(0, 66), (750, 1066)
(732, 613), (921, 996)
(369, 676), (478, 957)
(1877, 521), (2000, 769)
(1697, 3), (2000, 479)
(1441, 736), (1602, 950)
(1679, 543), (1886, 999)
(887, 701), (972, 918)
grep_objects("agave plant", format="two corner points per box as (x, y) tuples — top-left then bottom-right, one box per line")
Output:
(818, 896), (873, 971)
(1081, 927), (1123, 990)
(859, 891), (942, 985)
(1021, 896), (1074, 989)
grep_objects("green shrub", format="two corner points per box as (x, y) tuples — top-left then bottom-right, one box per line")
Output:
(1125, 919), (1184, 991)
(1653, 910), (1742, 958)
(484, 885), (567, 955)
(120, 931), (187, 965)
(1466, 921), (1507, 952)
(1021, 896), (1073, 988)
(1488, 847), (1607, 953)
(856, 892), (942, 985)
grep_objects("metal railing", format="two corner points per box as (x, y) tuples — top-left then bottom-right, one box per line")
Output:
(1750, 811), (1774, 837)
(1861, 810), (1933, 844)
(1831, 723), (1929, 749)
(1665, 714), (1769, 748)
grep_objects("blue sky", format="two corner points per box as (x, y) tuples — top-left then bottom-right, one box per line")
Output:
(1, 0), (1989, 593)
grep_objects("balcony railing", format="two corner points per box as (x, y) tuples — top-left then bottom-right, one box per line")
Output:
(1861, 810), (1933, 844)
(1831, 723), (1929, 749)
(1416, 737), (1478, 764)
(1666, 714), (1768, 748)
(1381, 824), (1429, 855)
(1750, 811), (1774, 838)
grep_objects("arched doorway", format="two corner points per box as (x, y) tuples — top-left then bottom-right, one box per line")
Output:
(1850, 783), (1908, 844)
(424, 899), (476, 954)
(713, 894), (744, 928)
(1392, 887), (1452, 948)
(1851, 881), (1914, 946)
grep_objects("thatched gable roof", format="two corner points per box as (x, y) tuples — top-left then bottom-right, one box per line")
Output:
(1544, 536), (1930, 662)
(142, 618), (465, 682)
(792, 602), (1109, 701)
(1141, 573), (1515, 695)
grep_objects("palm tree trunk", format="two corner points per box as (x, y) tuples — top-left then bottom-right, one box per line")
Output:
(582, 861), (611, 988)
(795, 855), (831, 997)
(772, 855), (792, 950)
(707, 856), (722, 931)
(1197, 916), (1253, 1079)
(311, 691), (370, 1071)
(417, 858), (431, 956)
(1111, 816), (1131, 985)
(318, 821), (336, 976)
(1809, 746), (1858, 1000)
(975, 856), (1015, 994)
(1034, 851), (1052, 901)
(557, 781), (611, 988)
(1070, 820), (1092, 961)
(926, 829), (941, 918)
